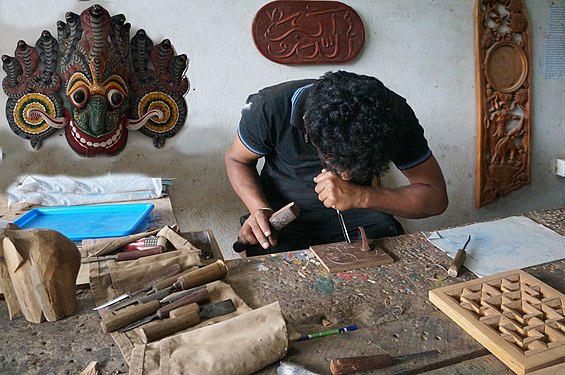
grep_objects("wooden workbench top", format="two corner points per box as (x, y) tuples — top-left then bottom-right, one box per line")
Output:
(0, 207), (563, 374)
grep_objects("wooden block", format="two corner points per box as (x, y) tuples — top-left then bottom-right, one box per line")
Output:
(310, 240), (393, 273)
(429, 270), (565, 374)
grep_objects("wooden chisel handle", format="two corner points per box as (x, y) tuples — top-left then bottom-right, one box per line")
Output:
(152, 266), (199, 292)
(176, 260), (228, 290)
(101, 300), (161, 333)
(139, 311), (202, 343)
(448, 249), (467, 278)
(115, 246), (163, 261)
(232, 202), (300, 253)
(156, 288), (209, 319)
(330, 354), (394, 375)
(169, 302), (200, 318)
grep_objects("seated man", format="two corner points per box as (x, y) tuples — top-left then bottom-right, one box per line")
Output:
(225, 71), (448, 255)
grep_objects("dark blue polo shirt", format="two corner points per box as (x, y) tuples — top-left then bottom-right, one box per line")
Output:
(237, 79), (431, 211)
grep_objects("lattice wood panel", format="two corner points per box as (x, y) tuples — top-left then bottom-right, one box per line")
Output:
(430, 270), (565, 374)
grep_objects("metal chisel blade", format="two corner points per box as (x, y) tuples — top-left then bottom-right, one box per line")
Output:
(336, 209), (351, 243)
(395, 349), (440, 362)
(199, 299), (236, 319)
(108, 285), (174, 312)
(93, 264), (181, 311)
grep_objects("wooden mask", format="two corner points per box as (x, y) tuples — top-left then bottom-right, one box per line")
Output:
(2, 4), (189, 157)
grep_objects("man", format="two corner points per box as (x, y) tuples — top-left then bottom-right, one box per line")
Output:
(225, 71), (448, 255)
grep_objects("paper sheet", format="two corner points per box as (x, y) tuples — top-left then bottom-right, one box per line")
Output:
(425, 216), (565, 277)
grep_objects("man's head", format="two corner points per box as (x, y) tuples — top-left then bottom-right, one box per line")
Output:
(304, 71), (400, 183)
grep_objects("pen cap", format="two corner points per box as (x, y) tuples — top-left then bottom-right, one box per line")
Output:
(177, 260), (228, 290)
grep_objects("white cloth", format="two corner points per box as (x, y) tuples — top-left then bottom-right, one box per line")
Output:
(7, 174), (163, 207)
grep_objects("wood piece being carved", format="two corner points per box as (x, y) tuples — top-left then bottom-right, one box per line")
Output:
(474, 0), (531, 208)
(0, 227), (81, 323)
(358, 226), (370, 252)
(310, 239), (393, 273)
(430, 270), (565, 374)
(252, 1), (365, 65)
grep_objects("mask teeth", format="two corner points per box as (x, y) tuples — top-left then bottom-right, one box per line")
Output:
(70, 121), (122, 148)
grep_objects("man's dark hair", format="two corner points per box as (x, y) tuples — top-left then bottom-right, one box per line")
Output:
(304, 71), (401, 183)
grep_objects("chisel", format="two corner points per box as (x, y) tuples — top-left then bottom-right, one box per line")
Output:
(114, 287), (210, 332)
(107, 266), (200, 312)
(93, 263), (181, 311)
(81, 246), (164, 263)
(139, 299), (236, 343)
(330, 349), (440, 375)
(103, 260), (227, 312)
(336, 209), (351, 243)
(448, 235), (471, 278)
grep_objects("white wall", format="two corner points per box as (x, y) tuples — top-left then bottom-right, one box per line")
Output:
(1, 0), (563, 259)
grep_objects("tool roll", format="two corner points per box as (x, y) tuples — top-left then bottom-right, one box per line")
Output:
(89, 245), (288, 375)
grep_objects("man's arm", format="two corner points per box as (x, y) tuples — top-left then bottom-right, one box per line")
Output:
(224, 135), (276, 249)
(314, 155), (448, 218)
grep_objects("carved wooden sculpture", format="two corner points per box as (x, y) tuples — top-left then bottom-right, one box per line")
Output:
(0, 226), (81, 323)
(474, 0), (531, 207)
(252, 1), (364, 64)
(2, 4), (189, 156)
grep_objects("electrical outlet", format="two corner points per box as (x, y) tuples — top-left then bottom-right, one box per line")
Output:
(557, 156), (565, 177)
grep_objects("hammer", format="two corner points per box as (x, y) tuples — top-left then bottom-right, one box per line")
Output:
(232, 202), (300, 253)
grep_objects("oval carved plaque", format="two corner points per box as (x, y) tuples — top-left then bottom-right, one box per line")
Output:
(485, 42), (528, 93)
(252, 0), (365, 65)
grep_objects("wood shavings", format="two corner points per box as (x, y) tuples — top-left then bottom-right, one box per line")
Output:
(427, 263), (449, 281)
(384, 297), (403, 316)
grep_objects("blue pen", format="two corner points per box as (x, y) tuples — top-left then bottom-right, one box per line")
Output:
(297, 325), (359, 341)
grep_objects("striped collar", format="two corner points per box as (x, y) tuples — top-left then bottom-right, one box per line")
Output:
(290, 83), (314, 133)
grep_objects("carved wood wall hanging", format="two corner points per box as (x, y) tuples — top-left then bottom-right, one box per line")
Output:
(474, 0), (531, 207)
(252, 1), (365, 65)
(2, 4), (189, 157)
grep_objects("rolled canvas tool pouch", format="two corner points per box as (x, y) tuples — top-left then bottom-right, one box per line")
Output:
(89, 249), (202, 361)
(129, 301), (288, 375)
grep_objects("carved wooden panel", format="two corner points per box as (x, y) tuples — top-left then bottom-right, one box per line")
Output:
(474, 0), (531, 208)
(310, 240), (393, 273)
(430, 270), (565, 374)
(252, 1), (365, 65)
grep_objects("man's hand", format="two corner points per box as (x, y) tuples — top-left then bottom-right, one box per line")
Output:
(314, 170), (367, 211)
(237, 208), (277, 249)
(313, 156), (448, 219)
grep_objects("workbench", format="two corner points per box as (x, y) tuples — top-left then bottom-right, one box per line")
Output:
(0, 206), (563, 374)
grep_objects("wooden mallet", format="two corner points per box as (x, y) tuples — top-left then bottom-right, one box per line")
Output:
(232, 202), (300, 253)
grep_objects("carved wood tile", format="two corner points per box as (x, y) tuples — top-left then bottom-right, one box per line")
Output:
(252, 1), (365, 65)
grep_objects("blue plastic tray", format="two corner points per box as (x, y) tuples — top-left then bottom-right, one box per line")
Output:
(12, 203), (155, 241)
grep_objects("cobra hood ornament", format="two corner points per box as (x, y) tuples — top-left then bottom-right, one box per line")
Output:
(2, 4), (189, 157)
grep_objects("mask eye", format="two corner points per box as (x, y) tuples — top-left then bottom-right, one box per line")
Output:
(107, 88), (125, 110)
(69, 86), (89, 108)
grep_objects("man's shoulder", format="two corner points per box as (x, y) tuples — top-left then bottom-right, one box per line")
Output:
(255, 78), (317, 100)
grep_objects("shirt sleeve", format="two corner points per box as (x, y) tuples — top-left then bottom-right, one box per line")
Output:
(391, 98), (432, 170)
(237, 91), (276, 156)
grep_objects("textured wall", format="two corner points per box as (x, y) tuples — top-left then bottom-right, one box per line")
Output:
(1, 0), (563, 259)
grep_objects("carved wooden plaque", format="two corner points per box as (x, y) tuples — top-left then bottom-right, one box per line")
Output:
(252, 1), (365, 65)
(310, 240), (393, 273)
(474, 0), (531, 208)
(430, 270), (565, 374)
